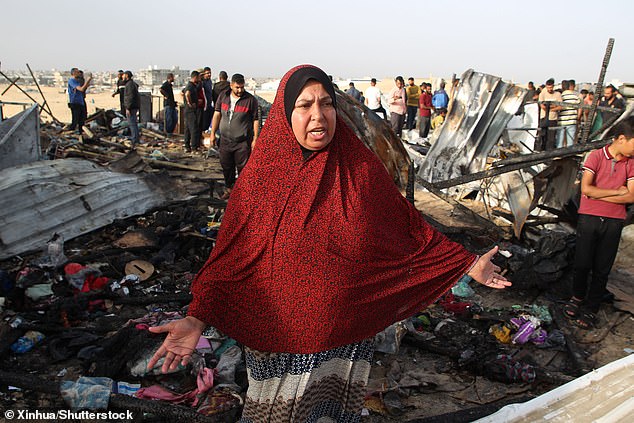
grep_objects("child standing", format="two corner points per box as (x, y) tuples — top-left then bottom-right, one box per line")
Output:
(565, 119), (634, 329)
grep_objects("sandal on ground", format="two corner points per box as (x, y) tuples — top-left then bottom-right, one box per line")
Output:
(563, 298), (583, 318)
(569, 311), (597, 330)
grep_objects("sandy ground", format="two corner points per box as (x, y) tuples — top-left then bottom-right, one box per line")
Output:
(0, 84), (121, 124)
(0, 83), (278, 125)
(0, 75), (433, 125)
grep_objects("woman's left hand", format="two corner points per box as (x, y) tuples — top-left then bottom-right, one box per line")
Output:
(467, 246), (512, 289)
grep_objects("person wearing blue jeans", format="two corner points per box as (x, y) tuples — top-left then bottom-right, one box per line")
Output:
(164, 107), (177, 135)
(127, 108), (139, 145)
(160, 73), (177, 134)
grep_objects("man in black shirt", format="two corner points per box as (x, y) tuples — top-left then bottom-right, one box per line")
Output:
(183, 70), (201, 152)
(201, 67), (214, 133)
(111, 70), (126, 114)
(160, 73), (177, 135)
(123, 70), (140, 146)
(209, 73), (260, 199)
(598, 84), (626, 128)
(212, 71), (230, 105)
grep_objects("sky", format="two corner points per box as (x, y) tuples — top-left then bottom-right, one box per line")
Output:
(2, 0), (633, 84)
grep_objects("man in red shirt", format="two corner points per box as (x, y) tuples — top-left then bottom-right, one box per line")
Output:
(565, 119), (634, 329)
(418, 83), (433, 138)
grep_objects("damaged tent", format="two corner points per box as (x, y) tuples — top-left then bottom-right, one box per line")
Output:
(0, 158), (192, 259)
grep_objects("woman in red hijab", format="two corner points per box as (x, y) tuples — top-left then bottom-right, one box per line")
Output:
(148, 65), (510, 422)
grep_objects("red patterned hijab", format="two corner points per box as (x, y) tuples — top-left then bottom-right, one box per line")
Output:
(189, 65), (476, 353)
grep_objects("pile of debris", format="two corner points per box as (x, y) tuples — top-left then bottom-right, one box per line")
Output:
(0, 192), (632, 421)
(1, 69), (633, 420)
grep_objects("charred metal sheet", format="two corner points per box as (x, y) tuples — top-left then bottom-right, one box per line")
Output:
(0, 105), (40, 170)
(505, 102), (539, 152)
(488, 158), (580, 238)
(599, 101), (634, 139)
(335, 91), (410, 188)
(418, 69), (527, 182)
(532, 158), (580, 209)
(501, 171), (533, 238)
(0, 158), (192, 259)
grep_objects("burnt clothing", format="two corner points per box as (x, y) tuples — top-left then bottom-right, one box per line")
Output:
(215, 91), (259, 142)
(123, 79), (140, 111)
(212, 80), (230, 104)
(160, 80), (176, 107)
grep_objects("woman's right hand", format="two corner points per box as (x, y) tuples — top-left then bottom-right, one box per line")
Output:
(147, 316), (206, 373)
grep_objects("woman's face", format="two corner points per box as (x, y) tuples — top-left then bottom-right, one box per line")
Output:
(291, 80), (336, 151)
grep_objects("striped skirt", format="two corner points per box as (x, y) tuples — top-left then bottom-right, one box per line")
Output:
(239, 339), (374, 423)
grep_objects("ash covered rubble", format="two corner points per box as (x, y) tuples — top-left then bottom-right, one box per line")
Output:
(0, 84), (632, 422)
(0, 206), (588, 422)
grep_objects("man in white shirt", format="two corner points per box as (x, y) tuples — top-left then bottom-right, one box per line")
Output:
(364, 78), (386, 120)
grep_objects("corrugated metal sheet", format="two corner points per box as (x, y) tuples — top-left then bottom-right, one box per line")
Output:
(0, 158), (192, 259)
(418, 69), (527, 182)
(0, 104), (40, 170)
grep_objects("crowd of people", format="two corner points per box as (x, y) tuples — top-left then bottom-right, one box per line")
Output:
(344, 76), (452, 141)
(531, 78), (627, 151)
(340, 75), (628, 155)
(103, 67), (258, 199)
(156, 68), (259, 200)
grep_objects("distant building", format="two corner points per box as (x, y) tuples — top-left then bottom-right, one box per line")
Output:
(245, 78), (257, 91)
(136, 66), (190, 88)
(260, 79), (281, 91)
(37, 74), (56, 86)
(53, 71), (71, 88)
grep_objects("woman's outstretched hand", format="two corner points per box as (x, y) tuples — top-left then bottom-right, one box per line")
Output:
(467, 246), (512, 289)
(147, 316), (207, 373)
